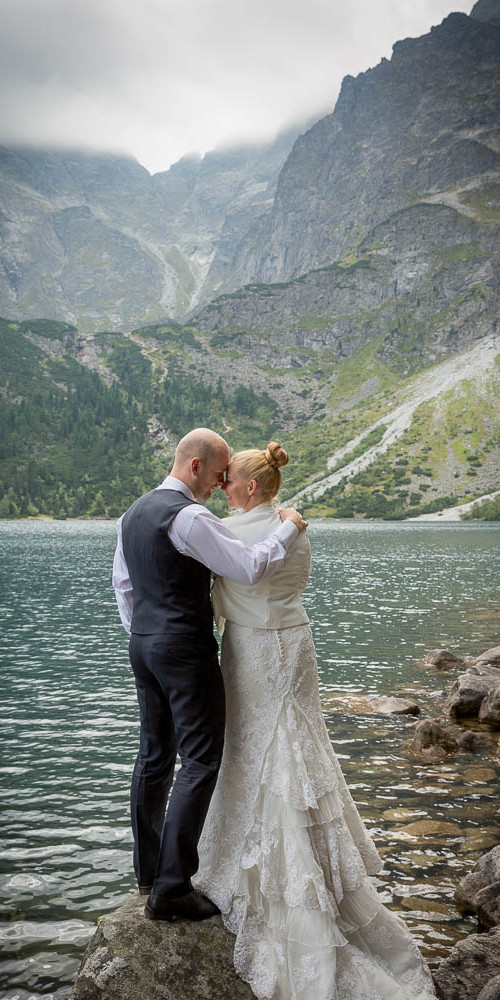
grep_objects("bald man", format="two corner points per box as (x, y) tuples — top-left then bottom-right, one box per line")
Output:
(112, 428), (307, 922)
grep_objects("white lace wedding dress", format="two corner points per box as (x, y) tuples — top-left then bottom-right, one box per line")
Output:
(194, 506), (436, 1000)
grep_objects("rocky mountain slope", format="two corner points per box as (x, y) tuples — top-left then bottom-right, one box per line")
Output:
(0, 124), (306, 332)
(194, 199), (499, 374)
(227, 0), (500, 288)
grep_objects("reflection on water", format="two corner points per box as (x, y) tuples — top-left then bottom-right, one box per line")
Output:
(0, 519), (499, 998)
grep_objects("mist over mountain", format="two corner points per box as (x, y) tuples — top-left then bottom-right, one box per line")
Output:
(0, 124), (310, 332)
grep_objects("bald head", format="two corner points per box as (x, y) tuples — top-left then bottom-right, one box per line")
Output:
(171, 427), (230, 501)
(174, 428), (228, 466)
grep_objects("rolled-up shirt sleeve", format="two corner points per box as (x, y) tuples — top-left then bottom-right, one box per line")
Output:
(112, 517), (133, 634)
(170, 507), (298, 584)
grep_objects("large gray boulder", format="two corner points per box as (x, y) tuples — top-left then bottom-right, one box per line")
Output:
(479, 688), (500, 728)
(455, 845), (500, 916)
(474, 647), (500, 670)
(477, 974), (500, 1000)
(444, 663), (500, 719)
(433, 928), (500, 1000)
(70, 893), (252, 1000)
(476, 883), (500, 930)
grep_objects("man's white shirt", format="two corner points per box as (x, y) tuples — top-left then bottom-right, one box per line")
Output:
(112, 475), (298, 634)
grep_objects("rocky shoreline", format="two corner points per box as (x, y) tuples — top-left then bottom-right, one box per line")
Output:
(405, 644), (500, 998)
(410, 645), (500, 759)
(70, 848), (500, 1000)
(434, 845), (500, 999)
(71, 645), (500, 999)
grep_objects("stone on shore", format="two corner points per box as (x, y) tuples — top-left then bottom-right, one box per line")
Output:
(479, 688), (500, 728)
(455, 845), (500, 916)
(369, 696), (420, 715)
(436, 846), (500, 998)
(432, 927), (500, 1000)
(70, 893), (252, 1000)
(410, 719), (459, 756)
(474, 646), (500, 670)
(321, 692), (420, 715)
(456, 730), (492, 752)
(444, 663), (500, 719)
(421, 649), (465, 670)
(476, 883), (500, 930)
(477, 974), (500, 1000)
(410, 718), (494, 759)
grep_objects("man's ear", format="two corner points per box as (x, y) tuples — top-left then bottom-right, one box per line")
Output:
(191, 457), (202, 476)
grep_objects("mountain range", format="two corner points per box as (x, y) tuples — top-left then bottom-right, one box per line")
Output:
(0, 0), (499, 519)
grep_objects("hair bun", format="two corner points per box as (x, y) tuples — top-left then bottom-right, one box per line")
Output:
(265, 441), (289, 470)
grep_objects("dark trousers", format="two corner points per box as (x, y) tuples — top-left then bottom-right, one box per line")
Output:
(128, 632), (225, 898)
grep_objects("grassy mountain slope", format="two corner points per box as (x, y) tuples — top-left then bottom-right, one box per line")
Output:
(290, 342), (500, 519)
(0, 317), (498, 520)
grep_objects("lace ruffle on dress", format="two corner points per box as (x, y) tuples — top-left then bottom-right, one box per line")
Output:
(195, 622), (436, 1000)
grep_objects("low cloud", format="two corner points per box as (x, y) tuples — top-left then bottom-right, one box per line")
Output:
(0, 0), (472, 173)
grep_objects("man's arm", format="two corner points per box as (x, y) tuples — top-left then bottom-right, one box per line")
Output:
(112, 517), (133, 634)
(170, 506), (305, 584)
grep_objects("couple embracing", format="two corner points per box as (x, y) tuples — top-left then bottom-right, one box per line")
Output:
(113, 428), (436, 1000)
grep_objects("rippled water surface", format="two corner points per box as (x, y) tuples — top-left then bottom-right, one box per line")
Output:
(1, 519), (500, 998)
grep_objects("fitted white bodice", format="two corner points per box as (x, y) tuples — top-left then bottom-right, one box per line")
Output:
(212, 504), (311, 630)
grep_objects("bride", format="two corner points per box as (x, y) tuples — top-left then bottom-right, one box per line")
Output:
(194, 441), (436, 1000)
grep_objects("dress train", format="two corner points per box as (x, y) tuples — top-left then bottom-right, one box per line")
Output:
(195, 622), (436, 1000)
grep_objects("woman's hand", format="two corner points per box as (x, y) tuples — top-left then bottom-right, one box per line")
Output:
(277, 507), (308, 532)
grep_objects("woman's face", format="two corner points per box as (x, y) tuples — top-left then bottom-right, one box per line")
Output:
(223, 461), (254, 510)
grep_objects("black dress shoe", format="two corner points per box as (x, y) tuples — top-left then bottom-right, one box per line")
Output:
(144, 889), (220, 922)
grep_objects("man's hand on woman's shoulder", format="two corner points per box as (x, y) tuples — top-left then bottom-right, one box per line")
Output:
(277, 507), (308, 532)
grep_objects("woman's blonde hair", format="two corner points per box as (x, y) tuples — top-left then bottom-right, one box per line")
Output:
(231, 441), (289, 502)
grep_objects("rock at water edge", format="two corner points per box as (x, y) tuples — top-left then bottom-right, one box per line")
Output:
(421, 649), (465, 670)
(455, 845), (500, 915)
(411, 719), (459, 754)
(433, 927), (500, 1000)
(70, 893), (253, 1000)
(444, 665), (500, 719)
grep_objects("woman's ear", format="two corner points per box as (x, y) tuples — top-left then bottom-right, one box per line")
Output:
(248, 479), (258, 495)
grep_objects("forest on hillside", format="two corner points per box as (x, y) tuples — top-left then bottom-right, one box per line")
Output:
(0, 319), (278, 519)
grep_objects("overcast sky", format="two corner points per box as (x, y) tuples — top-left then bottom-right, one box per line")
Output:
(0, 0), (473, 175)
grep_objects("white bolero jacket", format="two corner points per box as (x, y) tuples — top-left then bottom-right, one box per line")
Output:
(212, 503), (311, 631)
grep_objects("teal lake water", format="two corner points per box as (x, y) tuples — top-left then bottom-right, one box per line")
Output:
(1, 518), (500, 998)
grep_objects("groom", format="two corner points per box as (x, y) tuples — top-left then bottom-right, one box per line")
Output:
(112, 427), (307, 921)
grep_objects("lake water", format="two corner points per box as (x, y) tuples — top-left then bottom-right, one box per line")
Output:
(1, 518), (499, 999)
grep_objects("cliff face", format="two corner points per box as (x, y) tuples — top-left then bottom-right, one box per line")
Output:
(194, 201), (499, 376)
(0, 126), (305, 331)
(191, 1), (500, 372)
(225, 4), (500, 288)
